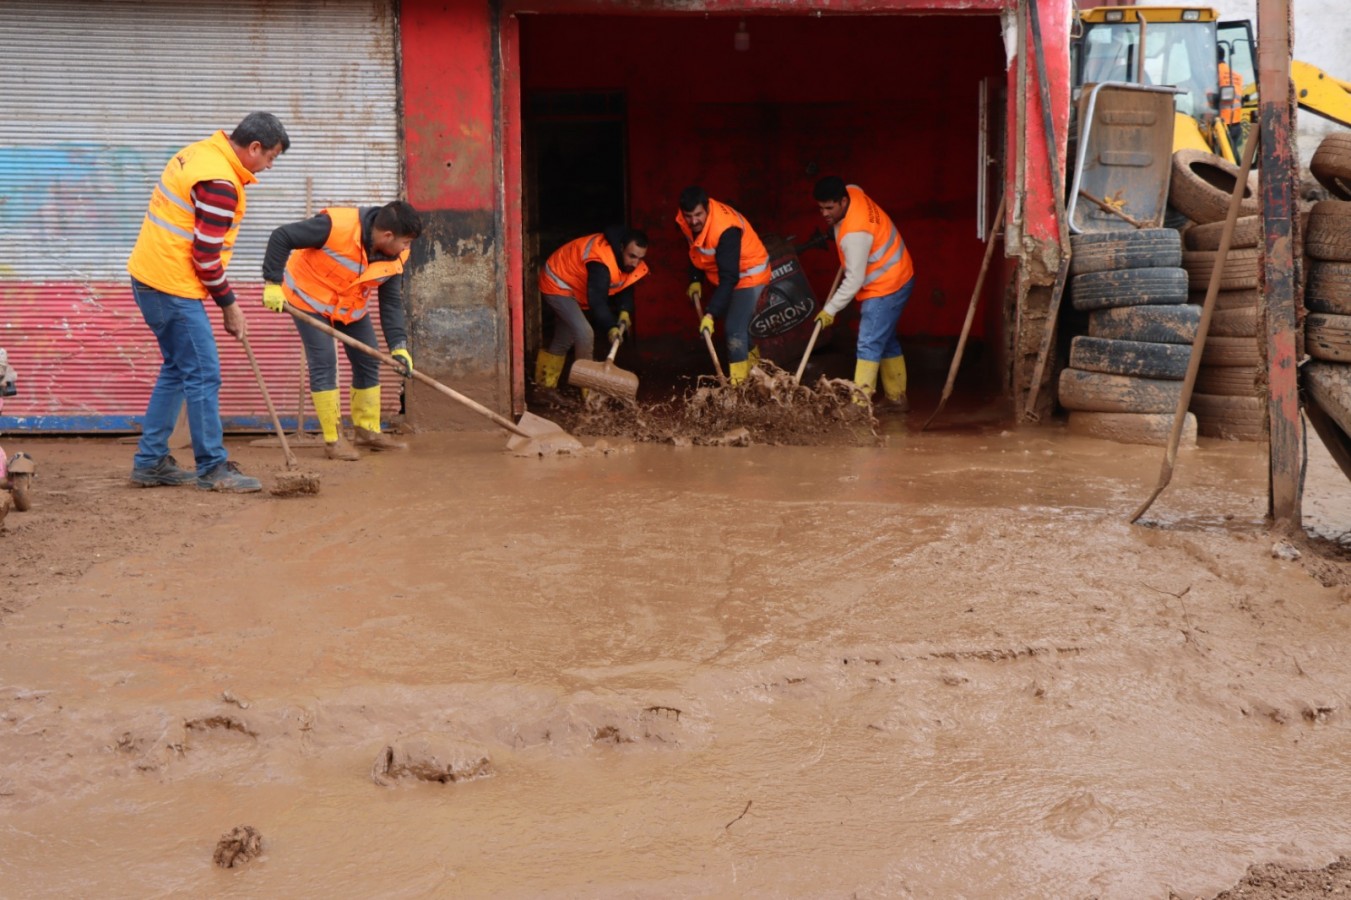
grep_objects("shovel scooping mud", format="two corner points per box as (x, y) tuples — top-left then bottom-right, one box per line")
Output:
(568, 320), (638, 401)
(283, 304), (580, 455)
(240, 335), (321, 497)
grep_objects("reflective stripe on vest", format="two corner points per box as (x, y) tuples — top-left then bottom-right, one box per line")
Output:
(281, 207), (408, 324)
(536, 233), (648, 308)
(126, 131), (254, 299)
(836, 185), (912, 301)
(675, 199), (770, 288)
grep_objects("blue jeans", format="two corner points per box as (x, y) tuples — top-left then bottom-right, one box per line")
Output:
(131, 279), (228, 477)
(292, 309), (382, 392)
(723, 284), (763, 364)
(856, 278), (914, 363)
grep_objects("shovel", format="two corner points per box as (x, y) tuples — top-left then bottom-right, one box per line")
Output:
(568, 320), (638, 400)
(794, 266), (844, 385)
(282, 303), (579, 454)
(240, 334), (321, 497)
(691, 294), (727, 384)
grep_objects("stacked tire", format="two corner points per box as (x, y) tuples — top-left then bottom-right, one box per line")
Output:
(1304, 134), (1351, 438)
(1058, 227), (1199, 446)
(1170, 149), (1266, 441)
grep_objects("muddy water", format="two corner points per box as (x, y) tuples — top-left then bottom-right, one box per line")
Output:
(2, 425), (1350, 898)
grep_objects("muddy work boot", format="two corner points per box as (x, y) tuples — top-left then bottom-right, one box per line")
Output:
(875, 395), (910, 414)
(131, 454), (197, 487)
(325, 435), (361, 461)
(196, 461), (262, 493)
(353, 427), (407, 451)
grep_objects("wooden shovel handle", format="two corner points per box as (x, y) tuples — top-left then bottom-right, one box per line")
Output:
(240, 334), (297, 468)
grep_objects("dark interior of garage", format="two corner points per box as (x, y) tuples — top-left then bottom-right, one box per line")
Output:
(520, 13), (1010, 412)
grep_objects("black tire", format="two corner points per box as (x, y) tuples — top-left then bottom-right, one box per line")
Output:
(1310, 133), (1351, 201)
(1209, 306), (1259, 337)
(1190, 393), (1266, 441)
(1306, 200), (1351, 262)
(1189, 288), (1260, 311)
(1067, 411), (1197, 447)
(1306, 260), (1351, 314)
(1304, 361), (1351, 437)
(1306, 313), (1351, 363)
(1070, 267), (1189, 312)
(1184, 215), (1262, 251)
(1057, 368), (1184, 413)
(1196, 364), (1259, 397)
(1169, 149), (1261, 224)
(1202, 334), (1261, 367)
(1068, 228), (1183, 275)
(1068, 336), (1191, 380)
(1182, 248), (1262, 291)
(1087, 304), (1199, 344)
(9, 474), (31, 513)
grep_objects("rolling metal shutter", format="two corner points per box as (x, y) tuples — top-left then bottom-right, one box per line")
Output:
(0, 0), (401, 431)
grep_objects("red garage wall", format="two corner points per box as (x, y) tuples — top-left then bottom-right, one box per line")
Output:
(520, 14), (1007, 346)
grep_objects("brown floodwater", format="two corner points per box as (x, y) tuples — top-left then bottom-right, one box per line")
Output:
(2, 419), (1349, 898)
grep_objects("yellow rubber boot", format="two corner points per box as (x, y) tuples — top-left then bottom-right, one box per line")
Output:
(878, 355), (910, 412)
(312, 389), (359, 460)
(534, 350), (567, 390)
(351, 385), (406, 451)
(852, 359), (880, 407)
(729, 359), (751, 386)
(747, 345), (762, 370)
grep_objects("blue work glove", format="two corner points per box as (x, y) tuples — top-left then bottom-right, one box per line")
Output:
(391, 348), (414, 376)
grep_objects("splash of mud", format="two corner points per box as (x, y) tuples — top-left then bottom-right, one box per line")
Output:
(552, 361), (881, 447)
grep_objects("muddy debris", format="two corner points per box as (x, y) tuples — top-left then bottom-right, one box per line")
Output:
(213, 825), (262, 868)
(558, 360), (881, 447)
(370, 732), (494, 787)
(270, 470), (321, 497)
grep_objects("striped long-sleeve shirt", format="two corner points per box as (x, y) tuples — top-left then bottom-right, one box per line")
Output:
(191, 179), (240, 307)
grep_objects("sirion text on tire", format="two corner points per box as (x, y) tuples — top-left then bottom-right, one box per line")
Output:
(1068, 228), (1183, 276)
(1209, 306), (1258, 337)
(1057, 368), (1185, 414)
(1189, 288), (1260, 311)
(1067, 411), (1198, 448)
(1070, 267), (1189, 312)
(1310, 133), (1351, 201)
(1182, 248), (1262, 291)
(1087, 304), (1199, 344)
(1069, 336), (1191, 380)
(1306, 312), (1351, 363)
(1189, 392), (1266, 441)
(1306, 260), (1351, 315)
(1184, 215), (1262, 251)
(1305, 200), (1351, 262)
(1196, 364), (1259, 397)
(1201, 334), (1261, 367)
(1168, 149), (1261, 224)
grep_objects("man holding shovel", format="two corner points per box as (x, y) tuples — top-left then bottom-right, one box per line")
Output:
(676, 186), (770, 386)
(126, 112), (290, 493)
(261, 201), (422, 460)
(533, 226), (650, 401)
(812, 177), (915, 411)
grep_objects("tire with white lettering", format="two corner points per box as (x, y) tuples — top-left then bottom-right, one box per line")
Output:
(1068, 411), (1197, 447)
(1070, 267), (1190, 311)
(1306, 261), (1351, 314)
(1169, 149), (1261, 224)
(1306, 313), (1351, 362)
(1087, 304), (1199, 344)
(1069, 336), (1191, 380)
(1310, 133), (1351, 201)
(1182, 248), (1262, 291)
(1069, 228), (1183, 275)
(1184, 215), (1262, 251)
(1306, 200), (1351, 262)
(1057, 368), (1184, 414)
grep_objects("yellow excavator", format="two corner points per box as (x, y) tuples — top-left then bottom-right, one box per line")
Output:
(1072, 6), (1351, 163)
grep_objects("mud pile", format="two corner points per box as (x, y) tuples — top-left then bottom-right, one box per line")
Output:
(557, 361), (882, 447)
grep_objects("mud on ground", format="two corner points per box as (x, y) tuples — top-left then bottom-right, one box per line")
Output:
(2, 423), (1351, 898)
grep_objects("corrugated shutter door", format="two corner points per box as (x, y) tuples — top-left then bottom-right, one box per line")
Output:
(0, 0), (403, 432)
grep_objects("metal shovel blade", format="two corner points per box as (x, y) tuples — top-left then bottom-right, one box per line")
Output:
(568, 359), (639, 400)
(506, 410), (584, 456)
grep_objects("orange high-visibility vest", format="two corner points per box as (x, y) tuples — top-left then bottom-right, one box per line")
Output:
(282, 208), (409, 324)
(834, 185), (913, 301)
(675, 199), (770, 289)
(1218, 62), (1244, 125)
(537, 233), (649, 309)
(126, 131), (256, 299)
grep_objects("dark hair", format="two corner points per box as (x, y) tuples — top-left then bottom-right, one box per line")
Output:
(1217, 46), (1227, 62)
(373, 200), (423, 238)
(623, 228), (649, 249)
(813, 176), (848, 203)
(231, 112), (290, 152)
(678, 185), (709, 213)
